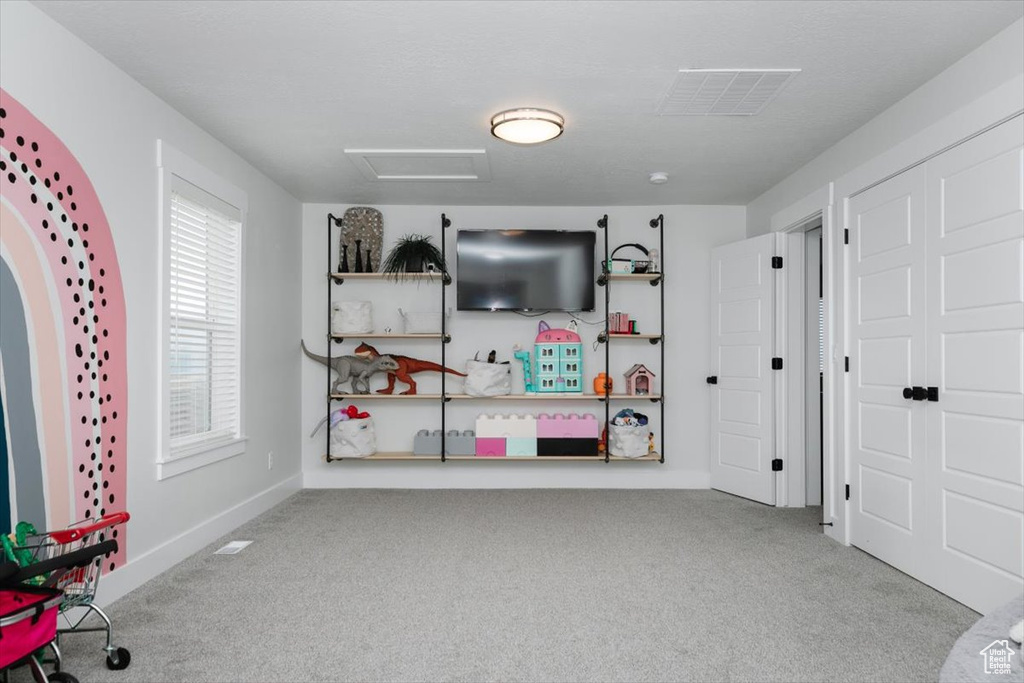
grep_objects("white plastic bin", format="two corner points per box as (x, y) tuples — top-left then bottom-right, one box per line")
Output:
(608, 422), (649, 458)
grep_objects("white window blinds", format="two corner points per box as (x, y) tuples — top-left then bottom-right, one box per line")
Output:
(168, 178), (242, 457)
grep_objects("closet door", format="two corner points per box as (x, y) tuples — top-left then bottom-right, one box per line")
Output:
(847, 165), (929, 580)
(925, 119), (1024, 613)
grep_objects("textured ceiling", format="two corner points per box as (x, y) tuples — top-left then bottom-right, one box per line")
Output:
(33, 0), (1024, 205)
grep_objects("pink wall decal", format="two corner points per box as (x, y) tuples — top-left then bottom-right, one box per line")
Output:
(1, 89), (128, 569)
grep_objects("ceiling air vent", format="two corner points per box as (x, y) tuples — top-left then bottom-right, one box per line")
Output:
(657, 69), (800, 116)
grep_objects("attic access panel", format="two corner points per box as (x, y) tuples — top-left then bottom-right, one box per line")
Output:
(345, 149), (492, 181)
(657, 69), (800, 116)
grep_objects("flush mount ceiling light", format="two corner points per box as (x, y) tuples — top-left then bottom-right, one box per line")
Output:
(490, 108), (564, 145)
(649, 172), (669, 185)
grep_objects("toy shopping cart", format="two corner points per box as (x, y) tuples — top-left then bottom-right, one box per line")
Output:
(1, 532), (118, 683)
(3, 512), (131, 671)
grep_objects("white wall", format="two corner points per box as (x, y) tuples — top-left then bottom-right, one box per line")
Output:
(1, 1), (302, 601)
(301, 204), (745, 488)
(747, 18), (1024, 236)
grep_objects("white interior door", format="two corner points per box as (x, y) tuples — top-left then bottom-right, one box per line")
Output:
(710, 233), (777, 504)
(847, 165), (930, 581)
(924, 119), (1024, 613)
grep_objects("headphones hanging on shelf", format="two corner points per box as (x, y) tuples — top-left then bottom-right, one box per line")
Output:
(605, 243), (652, 274)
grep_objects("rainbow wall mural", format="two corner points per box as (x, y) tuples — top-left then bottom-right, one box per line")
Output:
(0, 89), (128, 569)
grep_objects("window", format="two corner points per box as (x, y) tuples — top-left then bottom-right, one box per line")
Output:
(158, 141), (246, 479)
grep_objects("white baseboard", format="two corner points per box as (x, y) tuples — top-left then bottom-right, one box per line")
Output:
(95, 473), (301, 605)
(303, 468), (711, 489)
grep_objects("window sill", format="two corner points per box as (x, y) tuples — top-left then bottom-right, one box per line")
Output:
(157, 436), (247, 480)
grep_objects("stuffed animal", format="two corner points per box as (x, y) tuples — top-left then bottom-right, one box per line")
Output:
(309, 405), (372, 437)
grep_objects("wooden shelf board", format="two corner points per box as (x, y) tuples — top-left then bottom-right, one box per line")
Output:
(608, 333), (662, 340)
(609, 453), (661, 461)
(443, 393), (661, 401)
(608, 394), (662, 400)
(330, 272), (444, 281)
(326, 452), (661, 462)
(326, 452), (439, 461)
(446, 393), (601, 401)
(447, 455), (604, 461)
(330, 333), (443, 339)
(606, 273), (661, 281)
(330, 393), (443, 400)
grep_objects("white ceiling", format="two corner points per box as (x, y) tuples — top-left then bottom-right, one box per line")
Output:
(33, 0), (1023, 206)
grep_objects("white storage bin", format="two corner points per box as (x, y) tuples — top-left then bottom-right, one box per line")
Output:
(332, 301), (373, 335)
(399, 308), (450, 334)
(608, 422), (649, 458)
(329, 417), (377, 458)
(464, 360), (512, 397)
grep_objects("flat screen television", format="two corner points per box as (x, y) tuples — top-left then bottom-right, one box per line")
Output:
(457, 230), (596, 311)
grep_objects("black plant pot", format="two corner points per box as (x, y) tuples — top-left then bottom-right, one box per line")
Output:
(405, 254), (425, 273)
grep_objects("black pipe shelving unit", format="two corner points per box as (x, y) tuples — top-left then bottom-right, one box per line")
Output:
(322, 212), (450, 462)
(596, 213), (665, 462)
(321, 211), (664, 463)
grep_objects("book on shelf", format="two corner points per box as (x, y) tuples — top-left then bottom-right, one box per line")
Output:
(608, 311), (635, 334)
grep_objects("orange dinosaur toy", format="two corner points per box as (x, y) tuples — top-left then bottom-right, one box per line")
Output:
(354, 342), (466, 395)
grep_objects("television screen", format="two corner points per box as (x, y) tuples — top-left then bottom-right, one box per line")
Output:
(456, 230), (596, 311)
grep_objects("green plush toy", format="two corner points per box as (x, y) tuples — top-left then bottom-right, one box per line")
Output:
(2, 521), (41, 582)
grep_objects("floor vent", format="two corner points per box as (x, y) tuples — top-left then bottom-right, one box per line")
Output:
(657, 69), (800, 116)
(214, 540), (253, 555)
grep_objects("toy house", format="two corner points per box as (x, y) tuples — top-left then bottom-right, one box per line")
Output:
(624, 364), (655, 395)
(533, 321), (583, 393)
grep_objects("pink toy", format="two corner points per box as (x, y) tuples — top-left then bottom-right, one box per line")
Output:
(0, 586), (62, 670)
(624, 364), (656, 396)
(475, 438), (506, 457)
(345, 404), (370, 419)
(535, 320), (582, 344)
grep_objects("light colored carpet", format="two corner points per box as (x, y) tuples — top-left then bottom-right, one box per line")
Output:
(38, 490), (979, 682)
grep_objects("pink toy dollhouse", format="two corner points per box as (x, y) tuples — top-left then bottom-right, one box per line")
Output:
(624, 364), (655, 395)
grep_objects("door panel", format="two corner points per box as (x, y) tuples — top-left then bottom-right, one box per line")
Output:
(710, 233), (776, 504)
(926, 119), (1024, 613)
(859, 466), (913, 531)
(848, 164), (929, 580)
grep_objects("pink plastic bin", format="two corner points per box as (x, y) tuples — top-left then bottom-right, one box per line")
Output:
(537, 413), (599, 439)
(475, 437), (506, 457)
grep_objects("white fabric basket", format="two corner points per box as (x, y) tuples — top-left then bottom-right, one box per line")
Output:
(329, 417), (377, 458)
(464, 360), (512, 397)
(399, 308), (450, 334)
(332, 301), (373, 335)
(608, 422), (649, 458)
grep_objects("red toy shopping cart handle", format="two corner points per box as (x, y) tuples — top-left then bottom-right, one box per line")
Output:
(48, 511), (130, 545)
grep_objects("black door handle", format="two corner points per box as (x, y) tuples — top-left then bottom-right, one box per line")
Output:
(706, 376), (718, 385)
(903, 386), (928, 401)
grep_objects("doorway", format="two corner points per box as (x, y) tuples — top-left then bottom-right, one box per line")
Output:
(804, 226), (823, 507)
(709, 215), (834, 515)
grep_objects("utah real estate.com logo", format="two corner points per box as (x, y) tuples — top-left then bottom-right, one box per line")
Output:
(979, 640), (1016, 675)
